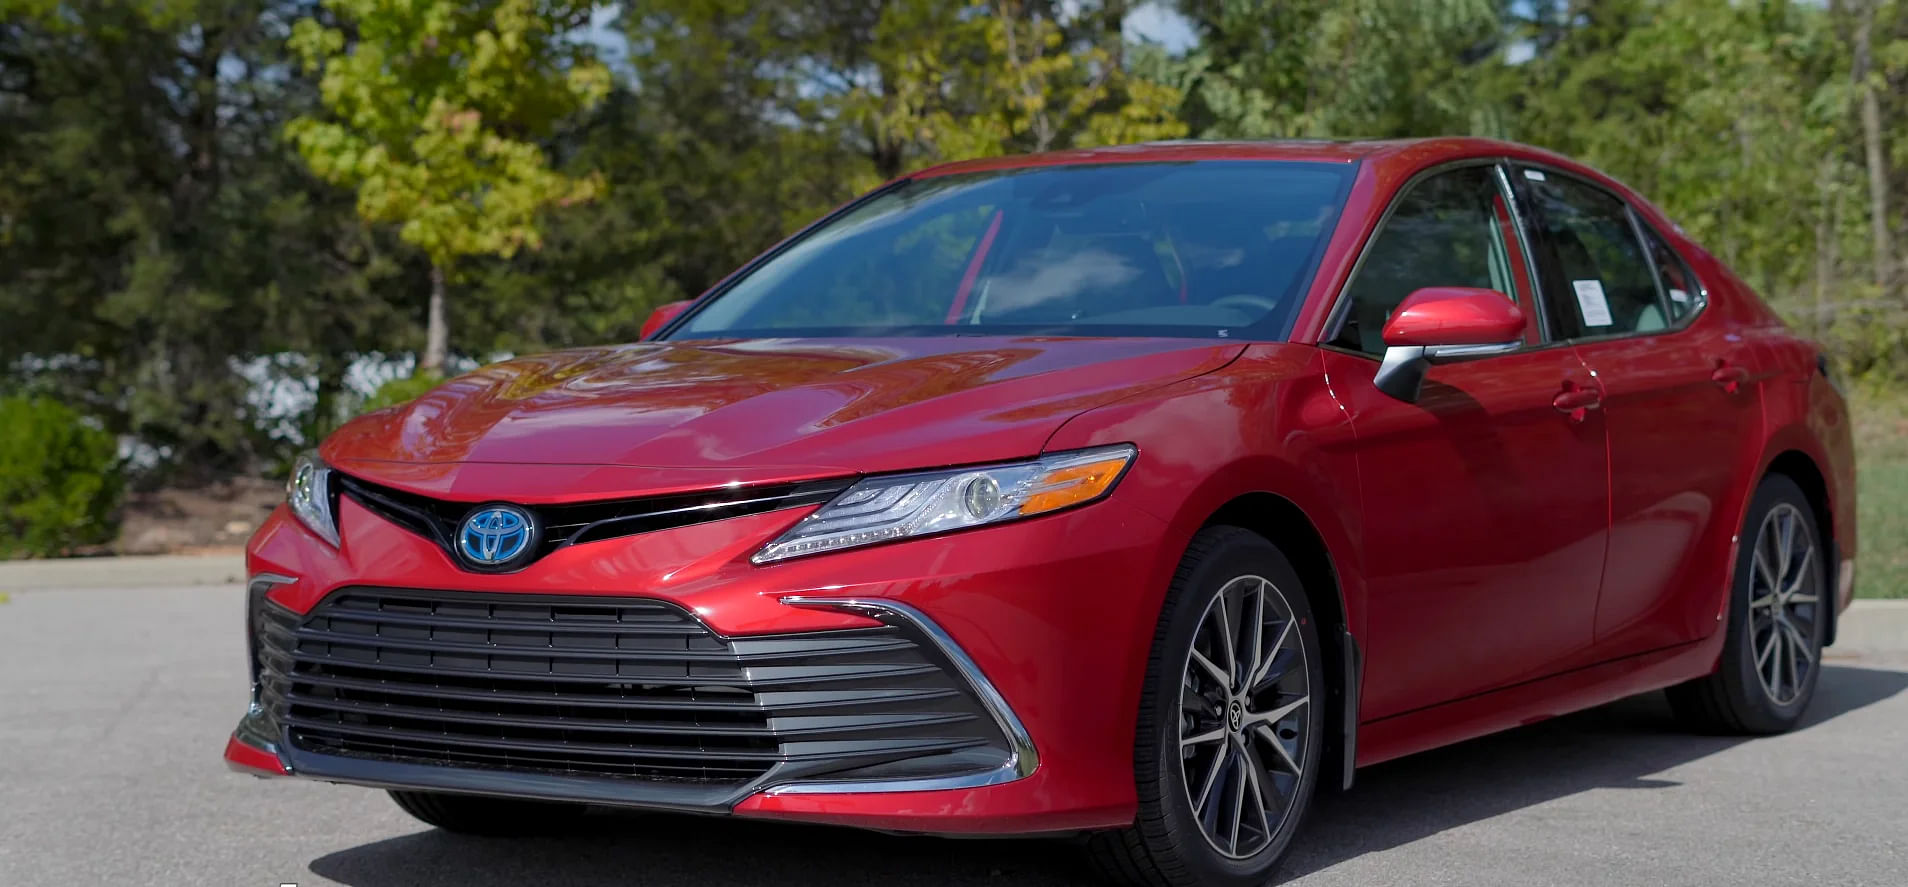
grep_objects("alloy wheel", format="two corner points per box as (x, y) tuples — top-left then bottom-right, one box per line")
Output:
(1747, 502), (1820, 706)
(1178, 574), (1311, 859)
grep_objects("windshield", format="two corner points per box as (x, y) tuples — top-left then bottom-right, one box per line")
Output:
(667, 161), (1355, 341)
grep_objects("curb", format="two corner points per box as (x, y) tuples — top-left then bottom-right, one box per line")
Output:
(0, 553), (244, 591)
(1834, 599), (1908, 655)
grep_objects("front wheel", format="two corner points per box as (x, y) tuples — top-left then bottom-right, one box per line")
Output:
(1089, 526), (1325, 887)
(1667, 474), (1827, 734)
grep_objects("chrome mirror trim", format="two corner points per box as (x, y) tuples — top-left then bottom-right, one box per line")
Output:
(1374, 339), (1521, 403)
(1424, 340), (1522, 363)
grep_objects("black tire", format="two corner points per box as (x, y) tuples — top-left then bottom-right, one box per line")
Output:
(1088, 526), (1326, 887)
(1667, 474), (1827, 734)
(388, 790), (589, 836)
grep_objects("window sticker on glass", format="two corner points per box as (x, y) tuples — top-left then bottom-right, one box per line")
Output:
(1669, 288), (1690, 304)
(1572, 279), (1614, 327)
(1524, 169), (1547, 181)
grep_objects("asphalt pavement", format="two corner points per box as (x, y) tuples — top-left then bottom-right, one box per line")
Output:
(3, 583), (1905, 887)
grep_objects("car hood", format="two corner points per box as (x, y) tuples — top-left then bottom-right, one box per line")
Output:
(323, 337), (1243, 500)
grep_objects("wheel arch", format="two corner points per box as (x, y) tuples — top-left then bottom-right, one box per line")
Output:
(1202, 492), (1361, 790)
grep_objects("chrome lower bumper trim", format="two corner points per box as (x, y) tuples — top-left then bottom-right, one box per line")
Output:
(769, 596), (1039, 795)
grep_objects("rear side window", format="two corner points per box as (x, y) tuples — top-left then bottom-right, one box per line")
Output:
(1522, 170), (1668, 338)
(1639, 225), (1706, 323)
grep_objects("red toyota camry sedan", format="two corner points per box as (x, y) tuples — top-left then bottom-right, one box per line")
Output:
(228, 138), (1857, 885)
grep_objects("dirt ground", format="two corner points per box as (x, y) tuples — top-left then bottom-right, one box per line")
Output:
(114, 476), (282, 555)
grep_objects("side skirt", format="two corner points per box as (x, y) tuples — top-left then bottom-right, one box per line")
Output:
(1353, 634), (1720, 769)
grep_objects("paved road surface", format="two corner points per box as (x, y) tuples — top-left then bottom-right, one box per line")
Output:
(4, 585), (1905, 887)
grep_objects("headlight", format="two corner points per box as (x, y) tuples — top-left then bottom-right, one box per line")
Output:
(752, 444), (1136, 564)
(287, 451), (340, 547)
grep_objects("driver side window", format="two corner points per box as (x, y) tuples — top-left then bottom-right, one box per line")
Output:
(1334, 166), (1521, 356)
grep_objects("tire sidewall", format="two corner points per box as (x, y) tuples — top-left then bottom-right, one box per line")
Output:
(1717, 475), (1827, 732)
(1143, 529), (1326, 885)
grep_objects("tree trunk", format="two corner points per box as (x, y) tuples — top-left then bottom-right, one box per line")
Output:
(1853, 1), (1894, 297)
(422, 262), (449, 376)
(1100, 0), (1128, 69)
(1814, 154), (1841, 340)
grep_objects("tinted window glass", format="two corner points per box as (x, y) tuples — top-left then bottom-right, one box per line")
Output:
(1523, 171), (1667, 337)
(670, 162), (1353, 340)
(1640, 224), (1706, 323)
(1335, 166), (1519, 355)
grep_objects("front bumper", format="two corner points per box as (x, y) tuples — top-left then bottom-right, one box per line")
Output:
(228, 492), (1170, 835)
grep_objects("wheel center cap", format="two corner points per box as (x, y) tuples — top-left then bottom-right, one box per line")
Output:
(1227, 699), (1244, 732)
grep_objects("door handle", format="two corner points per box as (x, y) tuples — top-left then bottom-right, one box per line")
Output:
(1553, 385), (1601, 422)
(1711, 363), (1750, 393)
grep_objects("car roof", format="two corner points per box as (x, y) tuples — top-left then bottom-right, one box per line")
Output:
(905, 136), (1655, 235)
(909, 137), (1585, 181)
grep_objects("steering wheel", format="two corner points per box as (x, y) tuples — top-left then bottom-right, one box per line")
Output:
(1208, 293), (1280, 316)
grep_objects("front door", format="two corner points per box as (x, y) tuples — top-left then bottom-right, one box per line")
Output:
(1322, 163), (1610, 721)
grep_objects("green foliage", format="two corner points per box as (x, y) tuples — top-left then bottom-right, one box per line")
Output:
(6, 0), (1908, 496)
(1512, 0), (1842, 298)
(1851, 387), (1908, 598)
(1174, 0), (1505, 138)
(286, 0), (610, 269)
(1, 0), (415, 476)
(0, 397), (124, 558)
(361, 373), (445, 413)
(1168, 0), (1908, 380)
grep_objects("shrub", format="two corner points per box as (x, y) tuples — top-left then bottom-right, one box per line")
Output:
(0, 396), (125, 557)
(361, 372), (444, 414)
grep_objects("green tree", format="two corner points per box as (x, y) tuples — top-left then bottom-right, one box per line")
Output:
(1173, 0), (1506, 139)
(286, 0), (611, 374)
(1, 0), (407, 476)
(1509, 0), (1902, 372)
(978, 0), (1188, 154)
(1838, 0), (1897, 298)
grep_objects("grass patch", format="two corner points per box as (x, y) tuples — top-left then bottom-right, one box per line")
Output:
(1853, 389), (1908, 599)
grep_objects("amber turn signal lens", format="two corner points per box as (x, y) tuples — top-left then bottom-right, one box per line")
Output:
(1018, 457), (1132, 516)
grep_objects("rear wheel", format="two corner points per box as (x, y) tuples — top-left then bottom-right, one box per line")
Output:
(388, 790), (589, 836)
(1667, 474), (1827, 734)
(1089, 526), (1325, 887)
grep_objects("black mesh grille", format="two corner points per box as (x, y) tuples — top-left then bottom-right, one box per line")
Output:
(334, 473), (850, 568)
(256, 588), (1008, 786)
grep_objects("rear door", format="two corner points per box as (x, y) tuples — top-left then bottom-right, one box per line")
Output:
(1322, 162), (1609, 721)
(1513, 166), (1765, 659)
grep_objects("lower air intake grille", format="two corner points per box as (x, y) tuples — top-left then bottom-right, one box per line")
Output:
(255, 588), (1010, 787)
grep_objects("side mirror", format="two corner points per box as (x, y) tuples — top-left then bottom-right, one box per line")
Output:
(1373, 287), (1526, 402)
(639, 299), (694, 340)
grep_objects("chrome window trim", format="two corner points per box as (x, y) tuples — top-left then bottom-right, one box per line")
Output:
(1319, 157), (1543, 353)
(1493, 163), (1555, 338)
(765, 596), (1040, 795)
